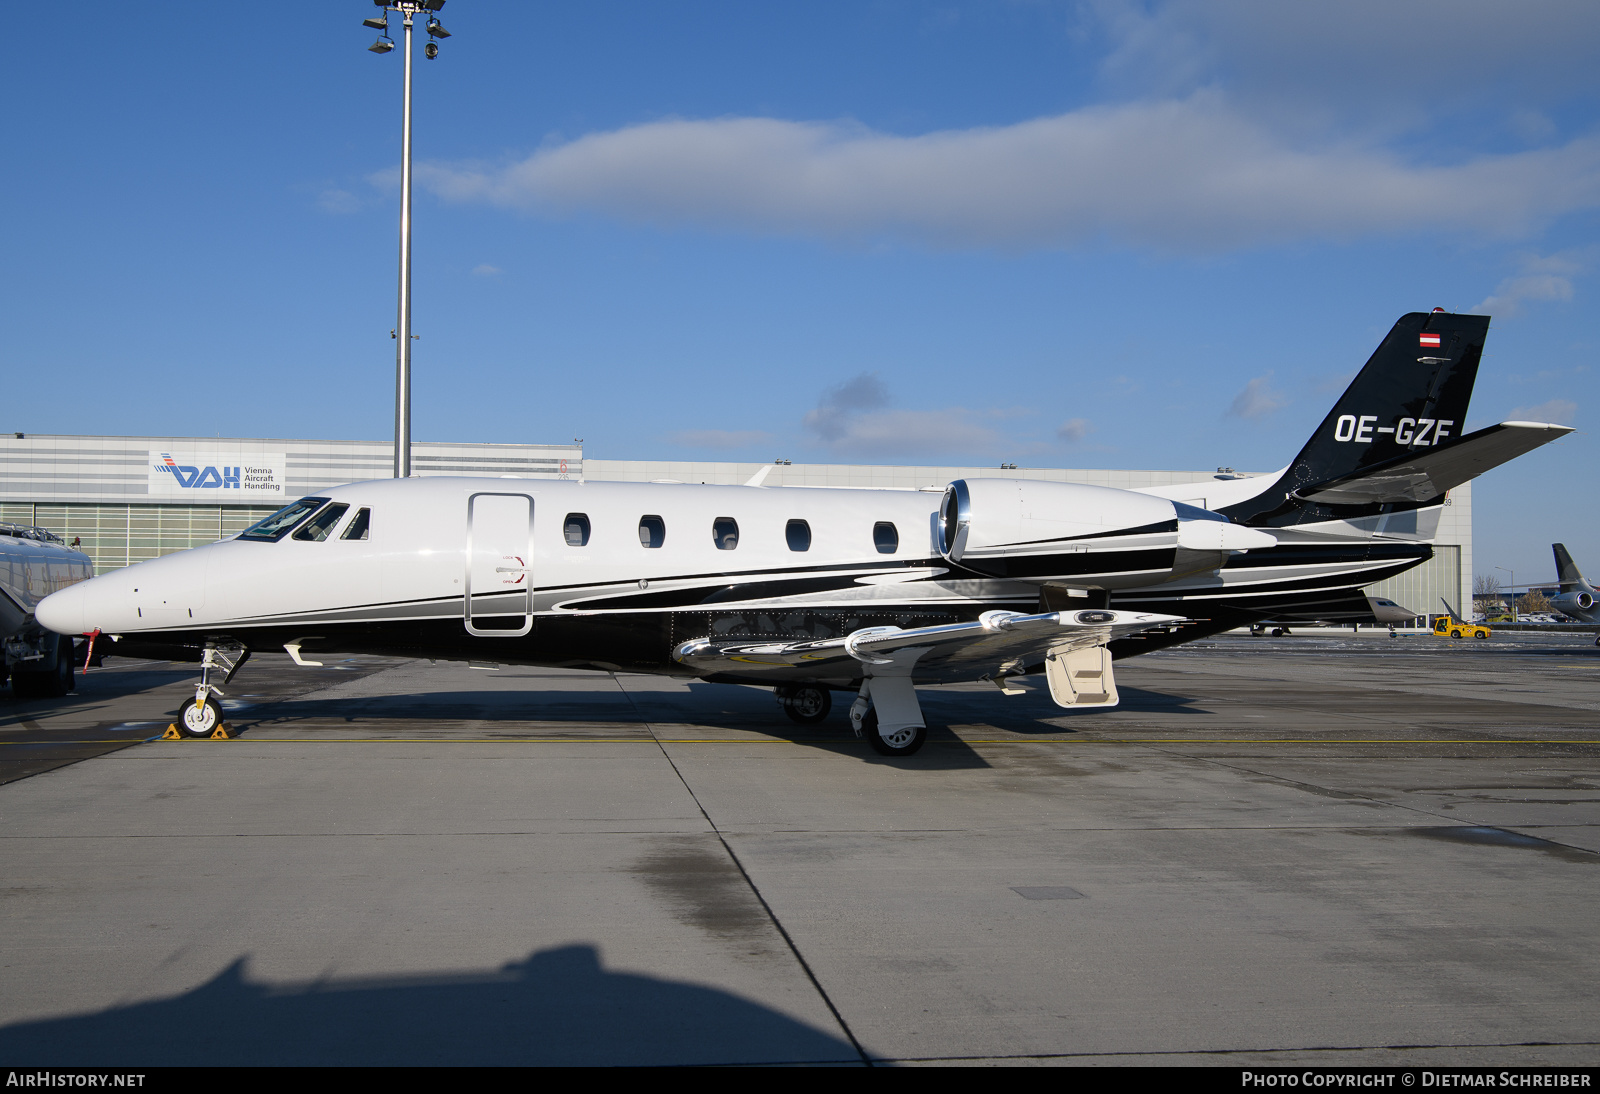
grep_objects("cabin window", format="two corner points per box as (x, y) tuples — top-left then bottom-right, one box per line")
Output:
(786, 519), (811, 552)
(564, 513), (591, 546)
(239, 497), (328, 542)
(340, 508), (371, 541)
(638, 515), (666, 549)
(873, 521), (899, 554)
(712, 517), (739, 550)
(293, 503), (350, 542)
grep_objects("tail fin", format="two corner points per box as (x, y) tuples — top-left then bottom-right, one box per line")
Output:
(1281, 311), (1488, 498)
(1553, 544), (1588, 591)
(1440, 596), (1465, 623)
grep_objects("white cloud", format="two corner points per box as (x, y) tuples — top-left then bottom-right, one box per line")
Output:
(1475, 252), (1583, 316)
(316, 188), (363, 214)
(668, 429), (771, 449)
(800, 372), (997, 457)
(1507, 398), (1577, 424)
(415, 95), (1600, 252)
(472, 264), (503, 277)
(1226, 373), (1288, 419)
(1057, 418), (1094, 443)
(1091, 0), (1600, 126)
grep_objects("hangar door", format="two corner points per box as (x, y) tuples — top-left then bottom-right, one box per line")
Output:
(465, 492), (533, 637)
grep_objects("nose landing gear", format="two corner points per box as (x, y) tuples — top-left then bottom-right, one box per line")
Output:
(168, 643), (249, 740)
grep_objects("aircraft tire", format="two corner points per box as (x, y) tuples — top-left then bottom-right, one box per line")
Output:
(863, 709), (927, 757)
(780, 685), (832, 725)
(177, 696), (221, 739)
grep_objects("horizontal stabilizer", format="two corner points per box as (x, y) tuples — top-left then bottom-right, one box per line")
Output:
(1293, 421), (1572, 506)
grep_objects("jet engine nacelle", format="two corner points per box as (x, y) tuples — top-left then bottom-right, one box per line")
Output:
(938, 478), (1274, 588)
(1552, 590), (1595, 615)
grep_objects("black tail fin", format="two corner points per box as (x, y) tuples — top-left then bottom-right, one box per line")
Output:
(1279, 311), (1489, 498)
(1553, 543), (1588, 591)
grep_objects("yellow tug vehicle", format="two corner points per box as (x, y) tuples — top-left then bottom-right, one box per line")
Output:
(1433, 598), (1491, 640)
(1433, 616), (1490, 640)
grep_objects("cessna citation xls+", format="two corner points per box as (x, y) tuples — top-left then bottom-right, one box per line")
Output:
(36, 311), (1572, 755)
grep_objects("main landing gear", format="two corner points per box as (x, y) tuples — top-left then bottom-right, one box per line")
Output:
(775, 684), (832, 724)
(849, 677), (927, 757)
(172, 643), (250, 739)
(772, 680), (929, 756)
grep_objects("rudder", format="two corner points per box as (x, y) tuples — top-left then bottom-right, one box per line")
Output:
(1279, 311), (1489, 498)
(1553, 543), (1587, 591)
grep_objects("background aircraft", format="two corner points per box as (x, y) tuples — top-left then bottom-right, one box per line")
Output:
(1551, 544), (1600, 640)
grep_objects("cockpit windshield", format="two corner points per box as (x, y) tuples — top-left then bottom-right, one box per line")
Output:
(238, 497), (329, 542)
(293, 503), (350, 542)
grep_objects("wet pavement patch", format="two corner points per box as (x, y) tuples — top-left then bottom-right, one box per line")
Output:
(631, 836), (780, 948)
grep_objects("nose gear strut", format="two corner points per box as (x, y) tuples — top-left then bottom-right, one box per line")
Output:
(167, 642), (250, 740)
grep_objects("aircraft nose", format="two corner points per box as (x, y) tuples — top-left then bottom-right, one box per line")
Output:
(36, 583), (86, 636)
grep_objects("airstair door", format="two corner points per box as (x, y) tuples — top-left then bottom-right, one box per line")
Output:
(466, 492), (533, 637)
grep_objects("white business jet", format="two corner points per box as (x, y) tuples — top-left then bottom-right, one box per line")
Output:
(35, 311), (1573, 755)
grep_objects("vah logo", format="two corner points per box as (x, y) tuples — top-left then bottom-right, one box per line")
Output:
(153, 453), (240, 489)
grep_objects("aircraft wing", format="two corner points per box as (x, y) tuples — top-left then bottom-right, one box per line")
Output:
(1293, 421), (1573, 506)
(673, 608), (1184, 684)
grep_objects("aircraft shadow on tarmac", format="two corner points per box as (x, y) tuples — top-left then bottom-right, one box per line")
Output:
(0, 943), (862, 1067)
(227, 682), (1002, 769)
(0, 664), (195, 717)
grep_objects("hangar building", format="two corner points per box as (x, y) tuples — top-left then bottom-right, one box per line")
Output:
(0, 433), (1469, 624)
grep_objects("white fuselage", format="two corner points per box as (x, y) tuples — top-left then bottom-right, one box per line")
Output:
(35, 473), (1436, 680)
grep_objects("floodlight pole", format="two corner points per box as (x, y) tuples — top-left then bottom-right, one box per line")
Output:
(1495, 566), (1516, 622)
(367, 1), (447, 477)
(393, 7), (415, 478)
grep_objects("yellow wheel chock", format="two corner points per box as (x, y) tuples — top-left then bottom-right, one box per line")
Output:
(161, 723), (233, 740)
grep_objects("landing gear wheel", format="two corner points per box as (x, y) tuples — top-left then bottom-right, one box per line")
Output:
(862, 709), (927, 757)
(177, 696), (222, 739)
(1271, 627), (1285, 637)
(779, 685), (832, 725)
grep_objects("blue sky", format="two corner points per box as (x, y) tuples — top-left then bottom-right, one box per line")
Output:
(3, 1), (1597, 583)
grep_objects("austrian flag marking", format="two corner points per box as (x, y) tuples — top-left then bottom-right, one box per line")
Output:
(1419, 332), (1442, 348)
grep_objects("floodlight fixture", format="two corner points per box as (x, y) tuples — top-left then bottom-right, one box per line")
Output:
(368, 35), (395, 53)
(362, 15), (388, 29)
(422, 0), (446, 11)
(426, 18), (451, 38)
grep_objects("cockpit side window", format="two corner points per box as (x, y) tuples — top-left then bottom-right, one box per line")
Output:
(293, 503), (350, 542)
(638, 515), (666, 549)
(340, 508), (371, 541)
(873, 521), (899, 554)
(564, 513), (591, 546)
(239, 497), (329, 542)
